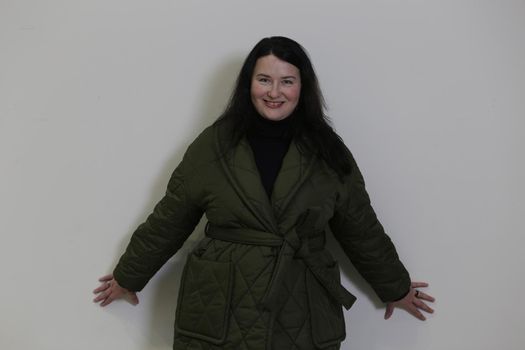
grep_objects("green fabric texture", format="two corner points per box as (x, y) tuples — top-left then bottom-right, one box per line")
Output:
(113, 121), (411, 349)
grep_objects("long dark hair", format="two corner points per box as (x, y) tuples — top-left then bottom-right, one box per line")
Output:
(214, 36), (353, 178)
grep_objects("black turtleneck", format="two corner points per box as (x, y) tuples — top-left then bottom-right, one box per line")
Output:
(246, 115), (293, 198)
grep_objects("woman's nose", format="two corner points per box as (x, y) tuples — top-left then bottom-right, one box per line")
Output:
(267, 83), (281, 98)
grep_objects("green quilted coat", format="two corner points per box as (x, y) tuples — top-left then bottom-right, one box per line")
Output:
(113, 121), (411, 349)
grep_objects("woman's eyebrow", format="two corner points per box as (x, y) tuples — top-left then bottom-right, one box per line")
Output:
(254, 73), (297, 80)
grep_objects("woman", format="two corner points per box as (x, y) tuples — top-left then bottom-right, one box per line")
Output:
(93, 36), (434, 349)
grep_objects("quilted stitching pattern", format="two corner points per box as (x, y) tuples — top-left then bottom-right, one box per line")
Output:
(173, 142), (350, 349)
(273, 263), (311, 348)
(115, 125), (410, 349)
(306, 266), (346, 348)
(174, 241), (276, 349)
(176, 255), (233, 343)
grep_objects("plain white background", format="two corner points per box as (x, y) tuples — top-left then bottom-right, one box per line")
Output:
(1, 1), (524, 349)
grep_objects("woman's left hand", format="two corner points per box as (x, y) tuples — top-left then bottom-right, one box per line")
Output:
(92, 274), (139, 307)
(384, 281), (435, 321)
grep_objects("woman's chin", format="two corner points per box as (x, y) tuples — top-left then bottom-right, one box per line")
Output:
(258, 111), (291, 121)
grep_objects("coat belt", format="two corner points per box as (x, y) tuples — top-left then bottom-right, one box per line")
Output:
(205, 217), (356, 311)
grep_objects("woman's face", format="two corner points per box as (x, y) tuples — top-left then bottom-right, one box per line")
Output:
(250, 54), (301, 121)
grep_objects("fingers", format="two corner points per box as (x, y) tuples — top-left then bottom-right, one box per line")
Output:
(100, 292), (117, 307)
(93, 277), (118, 306)
(415, 290), (435, 302)
(93, 285), (121, 306)
(93, 281), (111, 294)
(93, 277), (138, 307)
(385, 282), (435, 321)
(413, 298), (434, 314)
(407, 302), (426, 321)
(409, 285), (434, 320)
(93, 289), (112, 304)
(384, 303), (394, 320)
(407, 287), (434, 320)
(94, 289), (137, 307)
(98, 274), (113, 282)
(411, 281), (429, 288)
(413, 281), (436, 304)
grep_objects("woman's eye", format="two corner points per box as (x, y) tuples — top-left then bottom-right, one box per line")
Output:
(282, 80), (294, 85)
(258, 78), (270, 83)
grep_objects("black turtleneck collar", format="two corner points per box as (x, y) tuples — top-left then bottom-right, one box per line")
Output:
(247, 113), (293, 140)
(246, 114), (293, 198)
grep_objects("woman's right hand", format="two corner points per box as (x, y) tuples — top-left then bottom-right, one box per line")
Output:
(93, 274), (139, 307)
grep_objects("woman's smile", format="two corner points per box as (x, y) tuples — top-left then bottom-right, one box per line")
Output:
(263, 99), (285, 108)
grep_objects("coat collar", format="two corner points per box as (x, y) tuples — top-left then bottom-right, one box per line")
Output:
(215, 125), (316, 235)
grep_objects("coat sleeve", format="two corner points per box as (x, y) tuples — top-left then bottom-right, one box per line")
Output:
(329, 153), (411, 303)
(112, 148), (204, 292)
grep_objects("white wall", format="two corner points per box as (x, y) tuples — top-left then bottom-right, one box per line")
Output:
(1, 1), (524, 349)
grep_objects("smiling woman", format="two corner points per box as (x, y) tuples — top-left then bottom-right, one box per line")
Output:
(93, 36), (434, 350)
(250, 54), (301, 121)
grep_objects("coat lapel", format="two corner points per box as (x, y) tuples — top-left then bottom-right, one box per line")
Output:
(216, 128), (278, 233)
(271, 140), (316, 220)
(215, 126), (317, 235)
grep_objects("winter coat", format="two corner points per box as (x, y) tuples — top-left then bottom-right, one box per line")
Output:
(113, 121), (411, 350)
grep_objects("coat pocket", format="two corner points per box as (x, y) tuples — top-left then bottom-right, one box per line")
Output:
(175, 253), (234, 344)
(306, 260), (346, 348)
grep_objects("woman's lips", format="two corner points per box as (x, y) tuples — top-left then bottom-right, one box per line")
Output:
(264, 100), (284, 109)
